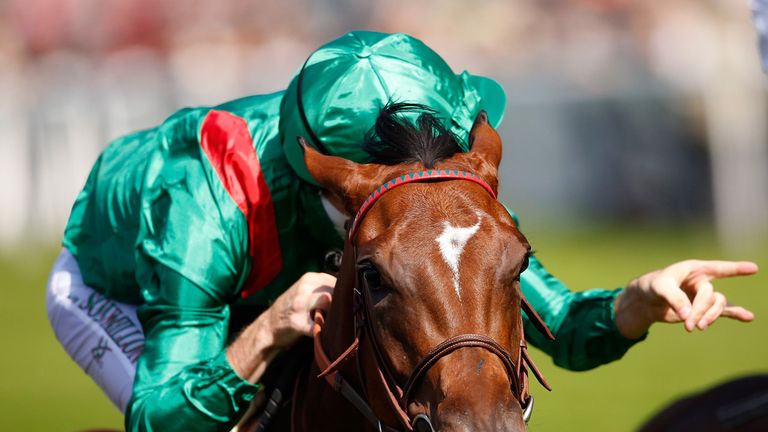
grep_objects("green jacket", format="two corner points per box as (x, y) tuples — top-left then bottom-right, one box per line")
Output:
(63, 92), (640, 432)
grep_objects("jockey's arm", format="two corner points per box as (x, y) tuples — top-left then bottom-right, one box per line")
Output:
(505, 206), (641, 371)
(226, 272), (334, 382)
(124, 117), (327, 431)
(126, 265), (259, 432)
(127, 268), (334, 432)
(519, 253), (642, 371)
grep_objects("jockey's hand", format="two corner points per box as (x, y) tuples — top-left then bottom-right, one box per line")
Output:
(614, 260), (758, 340)
(227, 272), (335, 383)
(267, 272), (336, 348)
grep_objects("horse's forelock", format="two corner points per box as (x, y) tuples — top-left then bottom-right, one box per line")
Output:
(363, 102), (461, 168)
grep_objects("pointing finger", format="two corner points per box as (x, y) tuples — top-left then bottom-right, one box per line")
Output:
(668, 260), (759, 282)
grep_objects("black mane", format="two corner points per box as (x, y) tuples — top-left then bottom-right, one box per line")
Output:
(363, 102), (461, 168)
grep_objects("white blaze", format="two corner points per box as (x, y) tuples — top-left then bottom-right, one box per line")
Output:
(436, 215), (481, 298)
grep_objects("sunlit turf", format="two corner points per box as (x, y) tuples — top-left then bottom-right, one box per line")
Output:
(1, 225), (764, 431)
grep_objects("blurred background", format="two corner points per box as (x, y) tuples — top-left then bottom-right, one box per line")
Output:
(0, 0), (765, 430)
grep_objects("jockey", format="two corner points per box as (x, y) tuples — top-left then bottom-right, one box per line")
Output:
(46, 31), (757, 432)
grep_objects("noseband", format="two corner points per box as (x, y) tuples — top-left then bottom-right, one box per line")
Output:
(312, 170), (554, 432)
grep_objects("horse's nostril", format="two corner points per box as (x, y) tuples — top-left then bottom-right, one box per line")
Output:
(412, 414), (435, 432)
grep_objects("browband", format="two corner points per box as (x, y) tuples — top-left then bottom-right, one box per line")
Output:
(348, 170), (496, 240)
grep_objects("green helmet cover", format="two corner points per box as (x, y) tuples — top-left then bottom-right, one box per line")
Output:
(279, 31), (506, 185)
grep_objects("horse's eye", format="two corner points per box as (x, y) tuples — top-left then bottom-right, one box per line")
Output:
(361, 265), (382, 290)
(358, 261), (390, 305)
(514, 255), (530, 283)
(359, 260), (386, 289)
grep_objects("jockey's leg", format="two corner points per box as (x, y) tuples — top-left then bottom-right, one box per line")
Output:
(46, 249), (144, 413)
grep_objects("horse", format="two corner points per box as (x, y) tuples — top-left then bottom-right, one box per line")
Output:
(241, 103), (553, 432)
(638, 374), (768, 432)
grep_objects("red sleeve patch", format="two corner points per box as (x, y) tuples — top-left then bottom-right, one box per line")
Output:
(200, 110), (282, 298)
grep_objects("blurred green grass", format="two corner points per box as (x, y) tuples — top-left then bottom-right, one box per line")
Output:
(0, 247), (122, 431)
(0, 225), (765, 431)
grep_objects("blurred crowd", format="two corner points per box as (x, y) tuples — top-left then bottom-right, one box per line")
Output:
(0, 0), (765, 248)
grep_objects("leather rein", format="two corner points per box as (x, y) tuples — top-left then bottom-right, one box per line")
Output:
(310, 170), (554, 431)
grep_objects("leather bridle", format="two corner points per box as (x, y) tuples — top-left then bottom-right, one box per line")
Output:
(310, 170), (554, 431)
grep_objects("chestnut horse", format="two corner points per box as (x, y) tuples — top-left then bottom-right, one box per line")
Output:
(244, 104), (553, 432)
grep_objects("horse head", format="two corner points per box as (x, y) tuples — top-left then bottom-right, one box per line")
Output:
(300, 104), (549, 432)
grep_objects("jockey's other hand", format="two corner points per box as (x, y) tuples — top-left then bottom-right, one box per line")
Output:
(226, 272), (335, 383)
(267, 272), (336, 349)
(614, 260), (758, 340)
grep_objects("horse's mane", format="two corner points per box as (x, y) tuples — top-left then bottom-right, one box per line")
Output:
(363, 102), (461, 168)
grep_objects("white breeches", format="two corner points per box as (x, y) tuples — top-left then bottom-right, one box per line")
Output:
(45, 249), (144, 413)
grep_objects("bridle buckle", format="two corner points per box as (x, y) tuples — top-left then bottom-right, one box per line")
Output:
(412, 413), (435, 432)
(522, 395), (534, 424)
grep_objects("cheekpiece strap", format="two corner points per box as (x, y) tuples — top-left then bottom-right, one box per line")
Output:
(348, 170), (496, 241)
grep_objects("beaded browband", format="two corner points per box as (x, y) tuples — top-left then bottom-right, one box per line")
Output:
(348, 170), (496, 241)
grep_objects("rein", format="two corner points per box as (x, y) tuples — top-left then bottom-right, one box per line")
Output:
(309, 170), (554, 432)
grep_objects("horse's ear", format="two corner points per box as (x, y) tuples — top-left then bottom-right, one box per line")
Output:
(468, 111), (502, 169)
(300, 137), (379, 215)
(464, 111), (502, 193)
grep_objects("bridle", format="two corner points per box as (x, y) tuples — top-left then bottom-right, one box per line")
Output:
(311, 170), (554, 431)
(310, 170), (554, 432)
